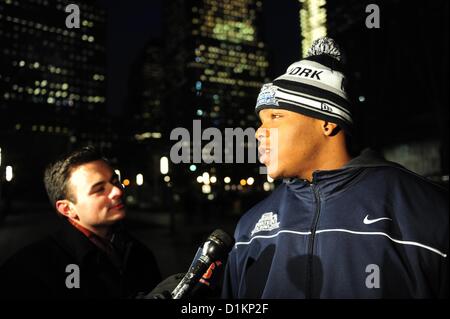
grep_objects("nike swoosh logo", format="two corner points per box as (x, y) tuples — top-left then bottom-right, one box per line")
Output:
(363, 214), (392, 225)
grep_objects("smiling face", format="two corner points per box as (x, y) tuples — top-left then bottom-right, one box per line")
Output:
(57, 160), (125, 235)
(256, 108), (325, 180)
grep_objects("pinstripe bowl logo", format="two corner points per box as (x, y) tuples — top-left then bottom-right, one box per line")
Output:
(256, 83), (279, 108)
(251, 212), (280, 236)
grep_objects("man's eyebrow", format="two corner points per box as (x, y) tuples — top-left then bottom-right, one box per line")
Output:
(89, 173), (119, 192)
(89, 180), (106, 192)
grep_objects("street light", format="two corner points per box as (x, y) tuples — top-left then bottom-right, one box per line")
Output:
(160, 156), (169, 175)
(202, 184), (211, 194)
(6, 166), (13, 182)
(136, 173), (144, 186)
(202, 172), (210, 185)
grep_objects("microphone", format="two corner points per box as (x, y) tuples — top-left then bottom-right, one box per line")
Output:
(171, 229), (234, 299)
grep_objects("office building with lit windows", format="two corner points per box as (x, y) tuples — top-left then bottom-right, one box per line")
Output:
(299, 0), (327, 57)
(162, 0), (271, 202)
(165, 0), (269, 127)
(0, 0), (108, 199)
(0, 0), (106, 116)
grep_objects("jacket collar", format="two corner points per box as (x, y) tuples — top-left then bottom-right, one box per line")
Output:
(283, 148), (398, 197)
(343, 148), (401, 169)
(52, 218), (99, 264)
(52, 219), (131, 266)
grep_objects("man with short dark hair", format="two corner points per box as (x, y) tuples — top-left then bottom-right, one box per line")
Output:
(0, 146), (161, 299)
(222, 38), (448, 298)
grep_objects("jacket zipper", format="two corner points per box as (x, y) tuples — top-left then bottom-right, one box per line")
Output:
(306, 182), (321, 299)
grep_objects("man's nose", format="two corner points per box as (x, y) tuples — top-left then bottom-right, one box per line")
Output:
(110, 183), (123, 198)
(255, 126), (270, 141)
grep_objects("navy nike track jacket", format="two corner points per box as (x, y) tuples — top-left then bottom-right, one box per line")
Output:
(222, 149), (449, 298)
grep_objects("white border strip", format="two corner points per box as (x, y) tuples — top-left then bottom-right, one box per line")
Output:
(316, 229), (447, 258)
(235, 229), (311, 246)
(235, 228), (447, 258)
(276, 90), (353, 123)
(277, 86), (351, 117)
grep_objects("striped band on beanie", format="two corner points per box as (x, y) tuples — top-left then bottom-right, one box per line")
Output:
(255, 37), (353, 133)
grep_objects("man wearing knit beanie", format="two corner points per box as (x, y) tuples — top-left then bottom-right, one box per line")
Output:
(254, 37), (353, 181)
(222, 37), (448, 298)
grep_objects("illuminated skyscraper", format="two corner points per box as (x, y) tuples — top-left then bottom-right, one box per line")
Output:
(163, 0), (270, 199)
(0, 0), (107, 198)
(299, 0), (327, 57)
(0, 0), (106, 120)
(165, 0), (269, 128)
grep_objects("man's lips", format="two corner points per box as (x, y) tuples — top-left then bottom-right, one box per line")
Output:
(110, 203), (125, 210)
(258, 147), (271, 164)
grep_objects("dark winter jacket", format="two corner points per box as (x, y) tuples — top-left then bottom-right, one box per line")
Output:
(222, 149), (448, 298)
(0, 219), (161, 299)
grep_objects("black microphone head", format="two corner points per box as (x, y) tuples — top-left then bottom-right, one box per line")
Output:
(202, 229), (235, 262)
(171, 229), (234, 299)
(209, 229), (235, 248)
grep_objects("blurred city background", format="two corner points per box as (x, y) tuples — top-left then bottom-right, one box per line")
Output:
(0, 0), (448, 278)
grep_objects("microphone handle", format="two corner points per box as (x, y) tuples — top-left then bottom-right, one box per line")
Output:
(171, 256), (210, 299)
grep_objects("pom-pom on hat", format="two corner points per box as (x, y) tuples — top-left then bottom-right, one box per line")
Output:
(255, 37), (353, 133)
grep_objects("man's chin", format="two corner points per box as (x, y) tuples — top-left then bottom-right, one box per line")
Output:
(267, 168), (297, 181)
(266, 165), (281, 180)
(109, 208), (126, 221)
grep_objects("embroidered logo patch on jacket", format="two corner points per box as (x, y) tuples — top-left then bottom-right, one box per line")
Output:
(251, 212), (280, 236)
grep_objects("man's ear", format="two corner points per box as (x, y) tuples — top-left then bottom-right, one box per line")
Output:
(320, 121), (340, 137)
(55, 199), (77, 220)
